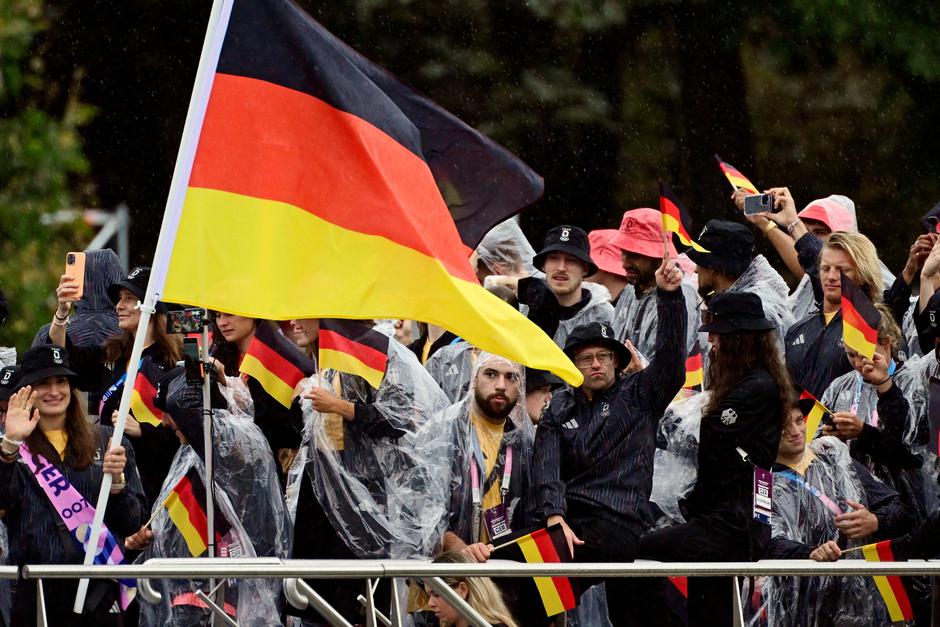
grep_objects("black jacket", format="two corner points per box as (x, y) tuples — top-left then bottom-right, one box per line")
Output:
(682, 369), (783, 521)
(785, 311), (852, 399)
(532, 287), (687, 536)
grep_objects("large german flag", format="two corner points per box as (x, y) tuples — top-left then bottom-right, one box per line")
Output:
(660, 182), (709, 253)
(239, 322), (315, 408)
(163, 468), (233, 557)
(714, 154), (759, 195)
(841, 273), (881, 360)
(153, 0), (581, 387)
(129, 359), (164, 427)
(319, 319), (389, 389)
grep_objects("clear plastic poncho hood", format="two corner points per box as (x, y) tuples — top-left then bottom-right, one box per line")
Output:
(286, 339), (450, 559)
(474, 219), (537, 278)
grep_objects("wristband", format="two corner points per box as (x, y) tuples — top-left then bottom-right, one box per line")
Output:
(52, 315), (70, 327)
(0, 437), (21, 456)
(875, 376), (891, 387)
(785, 220), (801, 236)
(54, 310), (69, 321)
(761, 220), (778, 234)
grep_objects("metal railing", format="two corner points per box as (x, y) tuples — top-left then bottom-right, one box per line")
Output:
(17, 558), (940, 626)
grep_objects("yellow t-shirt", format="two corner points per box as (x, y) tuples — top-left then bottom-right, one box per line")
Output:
(823, 311), (837, 326)
(786, 448), (816, 476)
(421, 338), (432, 365)
(470, 412), (507, 542)
(43, 429), (68, 458)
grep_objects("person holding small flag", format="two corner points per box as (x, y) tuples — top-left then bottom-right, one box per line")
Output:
(637, 291), (789, 626)
(0, 345), (146, 625)
(610, 208), (701, 359)
(755, 395), (911, 626)
(532, 251), (686, 626)
(49, 266), (182, 509)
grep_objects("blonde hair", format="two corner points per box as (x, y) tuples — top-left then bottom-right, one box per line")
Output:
(433, 551), (519, 627)
(874, 303), (903, 356)
(823, 232), (883, 302)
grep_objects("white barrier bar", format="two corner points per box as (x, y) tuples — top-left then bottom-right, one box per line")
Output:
(20, 557), (940, 579)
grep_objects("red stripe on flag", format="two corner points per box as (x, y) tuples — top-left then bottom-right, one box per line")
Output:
(134, 372), (161, 417)
(685, 352), (702, 371)
(244, 337), (305, 388)
(842, 300), (879, 345)
(530, 529), (577, 610)
(319, 329), (388, 373)
(190, 73), (476, 281)
(874, 541), (914, 620)
(173, 477), (209, 547)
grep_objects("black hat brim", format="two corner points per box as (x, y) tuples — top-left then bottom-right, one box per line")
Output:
(107, 280), (166, 313)
(698, 318), (775, 334)
(563, 337), (631, 372)
(686, 249), (750, 278)
(534, 245), (598, 277)
(16, 365), (78, 390)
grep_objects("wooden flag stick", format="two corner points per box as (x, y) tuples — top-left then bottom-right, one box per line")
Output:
(840, 545), (866, 556)
(142, 506), (162, 530)
(491, 536), (522, 553)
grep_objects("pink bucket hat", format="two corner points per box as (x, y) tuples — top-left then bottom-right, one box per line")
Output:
(588, 229), (628, 277)
(611, 208), (678, 259)
(798, 196), (857, 234)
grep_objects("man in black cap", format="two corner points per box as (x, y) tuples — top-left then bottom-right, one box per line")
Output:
(515, 225), (614, 347)
(686, 219), (794, 348)
(531, 253), (686, 626)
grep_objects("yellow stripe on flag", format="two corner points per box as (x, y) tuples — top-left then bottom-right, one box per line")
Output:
(684, 369), (703, 389)
(163, 188), (582, 386)
(239, 352), (296, 408)
(843, 323), (877, 360)
(805, 404), (825, 444)
(319, 347), (385, 389)
(518, 534), (566, 616)
(862, 544), (906, 621)
(130, 390), (162, 426)
(164, 490), (207, 557)
(662, 213), (709, 253)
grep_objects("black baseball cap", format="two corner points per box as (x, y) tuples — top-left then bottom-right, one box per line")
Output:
(533, 225), (598, 277)
(699, 292), (774, 334)
(16, 345), (78, 389)
(685, 220), (755, 278)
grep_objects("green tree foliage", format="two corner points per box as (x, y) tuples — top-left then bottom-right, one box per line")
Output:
(0, 0), (94, 350)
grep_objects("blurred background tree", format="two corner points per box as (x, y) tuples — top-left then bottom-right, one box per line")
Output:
(4, 0), (940, 350)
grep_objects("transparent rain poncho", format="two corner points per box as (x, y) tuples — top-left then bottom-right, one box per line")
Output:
(900, 297), (922, 359)
(821, 363), (937, 525)
(891, 352), (940, 518)
(727, 255), (795, 346)
(474, 219), (537, 278)
(518, 280), (615, 348)
(138, 375), (291, 627)
(746, 437), (893, 627)
(612, 281), (700, 359)
(0, 347), (13, 369)
(650, 392), (709, 525)
(285, 339), (450, 559)
(415, 353), (536, 547)
(425, 340), (479, 404)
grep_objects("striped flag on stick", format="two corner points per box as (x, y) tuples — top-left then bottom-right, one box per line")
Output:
(714, 154), (759, 195)
(660, 183), (709, 253)
(840, 273), (881, 360)
(683, 343), (703, 392)
(492, 524), (577, 617)
(861, 540), (914, 622)
(129, 360), (165, 427)
(163, 468), (233, 557)
(239, 322), (316, 408)
(318, 319), (389, 389)
(797, 389), (831, 444)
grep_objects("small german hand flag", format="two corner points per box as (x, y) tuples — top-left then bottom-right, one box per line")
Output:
(797, 389), (830, 444)
(512, 525), (577, 617)
(239, 322), (316, 408)
(861, 540), (914, 622)
(840, 273), (880, 360)
(683, 343), (703, 391)
(130, 359), (164, 427)
(660, 182), (709, 253)
(714, 154), (759, 195)
(163, 468), (233, 557)
(318, 319), (389, 389)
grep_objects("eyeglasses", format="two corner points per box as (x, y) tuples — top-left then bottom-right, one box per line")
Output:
(574, 350), (615, 368)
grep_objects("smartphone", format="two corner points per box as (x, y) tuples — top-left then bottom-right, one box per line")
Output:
(820, 411), (834, 427)
(743, 193), (776, 216)
(166, 308), (205, 334)
(65, 252), (86, 300)
(182, 336), (200, 362)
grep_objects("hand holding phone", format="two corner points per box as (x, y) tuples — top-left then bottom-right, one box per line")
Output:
(743, 193), (777, 216)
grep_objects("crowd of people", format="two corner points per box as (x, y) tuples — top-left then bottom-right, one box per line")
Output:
(0, 185), (939, 627)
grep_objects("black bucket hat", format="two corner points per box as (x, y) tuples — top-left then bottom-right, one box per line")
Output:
(563, 322), (631, 372)
(698, 292), (774, 334)
(107, 266), (167, 313)
(533, 225), (598, 277)
(16, 345), (78, 389)
(685, 220), (755, 278)
(0, 366), (20, 401)
(525, 367), (565, 392)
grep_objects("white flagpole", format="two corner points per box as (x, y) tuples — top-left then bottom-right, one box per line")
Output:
(73, 0), (236, 613)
